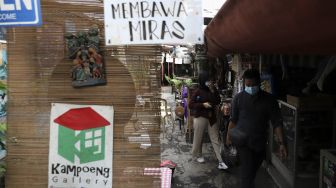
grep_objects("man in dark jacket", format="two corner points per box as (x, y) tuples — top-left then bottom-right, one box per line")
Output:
(226, 69), (287, 188)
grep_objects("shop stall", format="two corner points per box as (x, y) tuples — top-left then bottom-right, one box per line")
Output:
(204, 1), (336, 186)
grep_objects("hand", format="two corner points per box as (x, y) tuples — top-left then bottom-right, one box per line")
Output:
(203, 102), (212, 108)
(279, 144), (287, 160)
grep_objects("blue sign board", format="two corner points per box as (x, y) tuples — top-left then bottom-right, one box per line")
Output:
(0, 0), (42, 27)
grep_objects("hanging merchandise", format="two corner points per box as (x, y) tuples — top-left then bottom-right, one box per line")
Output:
(195, 47), (207, 64)
(194, 45), (208, 76)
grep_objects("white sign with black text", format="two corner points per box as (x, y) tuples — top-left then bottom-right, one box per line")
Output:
(104, 0), (203, 45)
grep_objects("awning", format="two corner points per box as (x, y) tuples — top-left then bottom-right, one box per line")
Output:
(205, 0), (336, 57)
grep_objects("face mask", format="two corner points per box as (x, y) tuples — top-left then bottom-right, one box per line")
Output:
(245, 86), (259, 95)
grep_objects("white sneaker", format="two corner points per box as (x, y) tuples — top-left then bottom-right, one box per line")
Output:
(196, 157), (205, 163)
(218, 162), (228, 170)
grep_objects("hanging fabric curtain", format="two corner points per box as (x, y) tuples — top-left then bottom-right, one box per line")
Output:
(205, 0), (336, 56)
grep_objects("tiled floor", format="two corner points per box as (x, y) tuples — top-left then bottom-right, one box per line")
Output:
(160, 86), (278, 188)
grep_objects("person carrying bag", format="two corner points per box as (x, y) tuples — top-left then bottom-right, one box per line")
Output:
(226, 69), (287, 188)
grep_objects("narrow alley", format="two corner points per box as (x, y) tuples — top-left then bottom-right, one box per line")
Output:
(160, 86), (278, 188)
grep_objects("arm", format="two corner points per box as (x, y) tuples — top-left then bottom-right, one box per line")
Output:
(188, 89), (210, 110)
(188, 89), (204, 109)
(271, 99), (287, 159)
(274, 126), (285, 145)
(275, 126), (287, 160)
(212, 89), (221, 106)
(226, 95), (239, 145)
(206, 82), (220, 106)
(226, 121), (236, 145)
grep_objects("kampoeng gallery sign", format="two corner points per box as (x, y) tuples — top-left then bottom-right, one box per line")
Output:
(104, 0), (203, 45)
(0, 0), (42, 26)
(48, 103), (114, 188)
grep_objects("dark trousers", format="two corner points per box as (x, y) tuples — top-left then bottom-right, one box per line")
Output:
(238, 147), (265, 188)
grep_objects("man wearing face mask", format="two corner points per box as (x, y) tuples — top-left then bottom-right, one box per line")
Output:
(226, 69), (287, 188)
(189, 72), (228, 170)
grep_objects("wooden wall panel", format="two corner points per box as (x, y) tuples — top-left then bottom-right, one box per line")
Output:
(6, 1), (162, 187)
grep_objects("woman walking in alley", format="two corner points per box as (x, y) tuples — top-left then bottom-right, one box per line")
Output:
(189, 72), (228, 170)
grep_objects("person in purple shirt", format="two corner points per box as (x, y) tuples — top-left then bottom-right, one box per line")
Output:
(181, 86), (189, 120)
